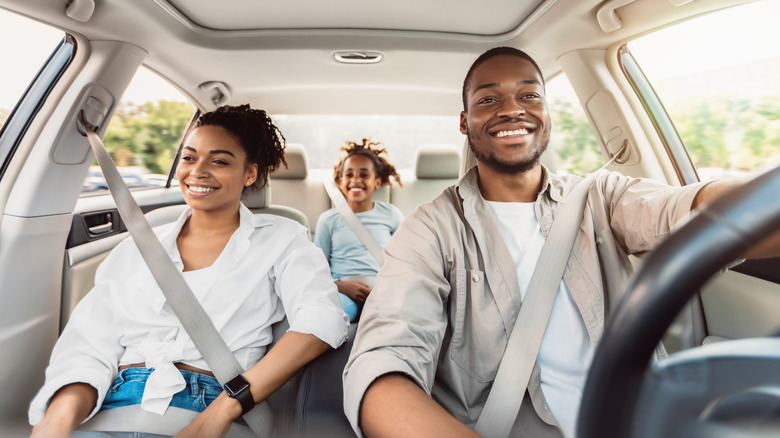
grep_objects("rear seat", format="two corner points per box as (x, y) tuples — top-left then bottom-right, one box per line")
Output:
(271, 143), (460, 237)
(390, 144), (460, 216)
(270, 144), (331, 232)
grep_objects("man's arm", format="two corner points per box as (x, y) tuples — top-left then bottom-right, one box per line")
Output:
(343, 198), (458, 437)
(693, 178), (780, 259)
(360, 374), (479, 438)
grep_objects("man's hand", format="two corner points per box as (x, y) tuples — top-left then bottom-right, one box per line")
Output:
(336, 280), (371, 303)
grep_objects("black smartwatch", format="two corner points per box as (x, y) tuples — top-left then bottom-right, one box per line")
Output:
(223, 374), (254, 415)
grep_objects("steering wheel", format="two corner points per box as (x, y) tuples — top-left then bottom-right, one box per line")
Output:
(577, 166), (780, 438)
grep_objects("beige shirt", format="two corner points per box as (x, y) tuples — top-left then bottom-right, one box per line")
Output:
(343, 165), (705, 436)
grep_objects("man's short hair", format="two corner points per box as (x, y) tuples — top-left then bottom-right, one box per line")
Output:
(461, 46), (544, 111)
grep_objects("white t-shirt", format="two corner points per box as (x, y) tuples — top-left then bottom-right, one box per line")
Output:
(488, 200), (595, 438)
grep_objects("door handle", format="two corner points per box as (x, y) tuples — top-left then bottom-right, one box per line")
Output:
(88, 222), (113, 235)
(84, 211), (115, 237)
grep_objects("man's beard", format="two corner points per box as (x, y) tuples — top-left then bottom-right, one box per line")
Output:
(466, 126), (550, 175)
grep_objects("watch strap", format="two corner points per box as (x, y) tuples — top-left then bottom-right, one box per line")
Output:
(225, 375), (254, 415)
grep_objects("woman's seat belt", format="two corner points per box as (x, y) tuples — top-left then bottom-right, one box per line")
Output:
(78, 115), (271, 436)
(323, 181), (385, 265)
(475, 145), (628, 438)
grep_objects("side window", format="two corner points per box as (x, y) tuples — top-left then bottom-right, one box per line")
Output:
(626, 0), (780, 182)
(82, 67), (196, 196)
(546, 74), (603, 175)
(0, 9), (65, 172)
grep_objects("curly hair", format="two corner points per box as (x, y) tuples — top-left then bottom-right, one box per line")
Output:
(194, 104), (287, 191)
(333, 138), (402, 187)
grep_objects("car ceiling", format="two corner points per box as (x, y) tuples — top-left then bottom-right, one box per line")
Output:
(1, 0), (749, 115)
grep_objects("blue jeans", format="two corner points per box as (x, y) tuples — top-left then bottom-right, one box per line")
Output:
(339, 293), (360, 322)
(101, 368), (222, 413)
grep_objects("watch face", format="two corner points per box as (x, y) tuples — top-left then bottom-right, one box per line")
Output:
(225, 374), (249, 395)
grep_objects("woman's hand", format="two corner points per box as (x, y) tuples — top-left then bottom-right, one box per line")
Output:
(336, 280), (371, 303)
(31, 383), (97, 438)
(174, 392), (238, 438)
(177, 332), (332, 437)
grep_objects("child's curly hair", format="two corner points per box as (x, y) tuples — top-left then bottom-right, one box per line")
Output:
(195, 104), (287, 191)
(333, 138), (402, 187)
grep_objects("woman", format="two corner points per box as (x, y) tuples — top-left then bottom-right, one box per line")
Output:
(314, 138), (404, 321)
(29, 105), (348, 437)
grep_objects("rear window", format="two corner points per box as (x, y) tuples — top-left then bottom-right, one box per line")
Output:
(271, 115), (463, 171)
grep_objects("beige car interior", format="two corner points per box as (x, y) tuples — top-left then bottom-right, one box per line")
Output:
(0, 0), (778, 436)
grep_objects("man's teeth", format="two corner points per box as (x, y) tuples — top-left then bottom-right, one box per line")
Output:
(496, 129), (529, 138)
(190, 186), (217, 193)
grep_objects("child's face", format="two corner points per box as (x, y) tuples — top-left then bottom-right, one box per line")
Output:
(339, 154), (381, 206)
(177, 125), (257, 214)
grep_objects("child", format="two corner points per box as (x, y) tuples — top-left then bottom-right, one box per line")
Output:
(315, 138), (404, 322)
(29, 105), (348, 437)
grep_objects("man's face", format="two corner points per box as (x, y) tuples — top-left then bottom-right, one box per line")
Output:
(460, 55), (551, 175)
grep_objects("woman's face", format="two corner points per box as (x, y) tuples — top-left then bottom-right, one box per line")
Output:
(176, 125), (258, 214)
(338, 154), (381, 206)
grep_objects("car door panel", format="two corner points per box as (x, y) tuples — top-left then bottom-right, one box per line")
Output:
(63, 187), (186, 327)
(701, 270), (780, 340)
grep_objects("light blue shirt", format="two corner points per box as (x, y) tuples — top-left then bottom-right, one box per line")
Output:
(314, 201), (404, 279)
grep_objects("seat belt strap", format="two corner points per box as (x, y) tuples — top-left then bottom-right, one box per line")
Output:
(323, 181), (385, 265)
(81, 120), (271, 436)
(475, 146), (627, 438)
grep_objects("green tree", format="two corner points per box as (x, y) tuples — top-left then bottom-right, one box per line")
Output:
(103, 100), (194, 174)
(549, 99), (602, 175)
(737, 97), (780, 171)
(669, 98), (730, 169)
(669, 96), (780, 174)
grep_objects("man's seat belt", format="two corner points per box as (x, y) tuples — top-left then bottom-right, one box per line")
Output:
(475, 146), (628, 438)
(78, 115), (271, 436)
(323, 181), (384, 265)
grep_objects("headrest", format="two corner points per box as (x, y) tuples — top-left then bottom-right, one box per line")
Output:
(415, 144), (461, 179)
(272, 143), (308, 180)
(242, 180), (271, 209)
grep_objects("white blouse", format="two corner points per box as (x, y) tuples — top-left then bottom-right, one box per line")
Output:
(29, 204), (349, 424)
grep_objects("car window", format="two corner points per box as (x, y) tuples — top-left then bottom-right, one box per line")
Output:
(547, 74), (603, 175)
(0, 9), (65, 176)
(0, 10), (63, 131)
(626, 0), (780, 182)
(81, 67), (196, 196)
(271, 114), (464, 171)
(272, 74), (601, 175)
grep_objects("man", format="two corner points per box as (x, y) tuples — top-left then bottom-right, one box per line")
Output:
(342, 46), (780, 438)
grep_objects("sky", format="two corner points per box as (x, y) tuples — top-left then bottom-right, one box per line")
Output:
(629, 0), (780, 78)
(1, 0), (779, 111)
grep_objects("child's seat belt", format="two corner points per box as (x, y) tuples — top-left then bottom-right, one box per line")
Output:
(77, 115), (270, 437)
(323, 181), (385, 265)
(475, 146), (627, 438)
